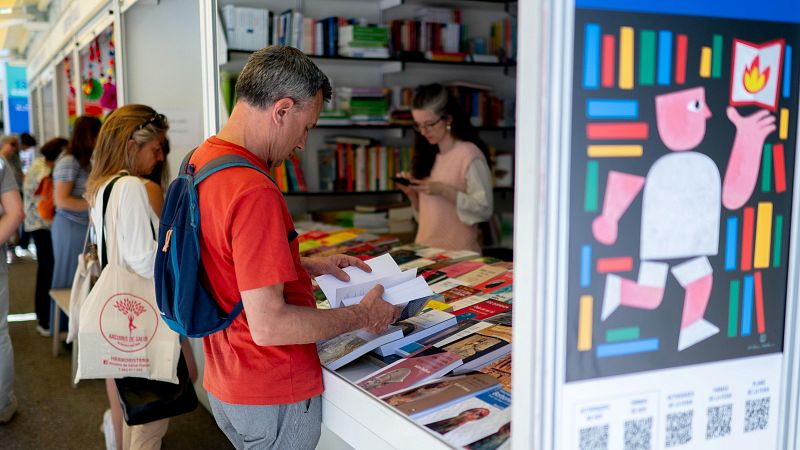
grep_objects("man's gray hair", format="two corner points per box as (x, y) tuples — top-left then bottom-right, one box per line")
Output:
(235, 46), (332, 110)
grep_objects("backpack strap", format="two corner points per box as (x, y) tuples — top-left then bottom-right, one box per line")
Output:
(179, 148), (199, 176)
(193, 154), (277, 187)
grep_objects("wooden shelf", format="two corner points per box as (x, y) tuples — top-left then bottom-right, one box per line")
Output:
(315, 124), (515, 133)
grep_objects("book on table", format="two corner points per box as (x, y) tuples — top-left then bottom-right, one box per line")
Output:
(317, 326), (404, 370)
(417, 388), (512, 448)
(397, 320), (512, 373)
(382, 373), (501, 419)
(373, 309), (457, 357)
(478, 354), (512, 392)
(355, 346), (462, 398)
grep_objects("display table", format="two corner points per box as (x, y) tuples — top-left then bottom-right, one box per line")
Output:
(321, 358), (453, 450)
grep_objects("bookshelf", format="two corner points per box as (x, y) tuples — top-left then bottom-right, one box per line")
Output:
(217, 0), (516, 216)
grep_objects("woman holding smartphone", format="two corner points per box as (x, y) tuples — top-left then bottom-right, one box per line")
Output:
(396, 83), (493, 253)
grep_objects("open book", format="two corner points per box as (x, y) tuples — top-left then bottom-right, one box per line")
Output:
(315, 253), (434, 307)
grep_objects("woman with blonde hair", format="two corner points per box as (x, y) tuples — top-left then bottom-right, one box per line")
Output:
(86, 104), (195, 450)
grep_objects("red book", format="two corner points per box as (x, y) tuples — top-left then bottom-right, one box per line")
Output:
(356, 346), (462, 398)
(440, 260), (483, 278)
(346, 144), (355, 192)
(455, 300), (512, 320)
(474, 271), (513, 293)
(336, 144), (345, 190)
(298, 230), (329, 243)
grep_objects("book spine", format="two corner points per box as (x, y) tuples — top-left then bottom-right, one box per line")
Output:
(346, 144), (355, 192)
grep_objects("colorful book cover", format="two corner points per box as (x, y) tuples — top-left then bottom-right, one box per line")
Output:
(464, 422), (511, 450)
(436, 323), (513, 373)
(455, 300), (512, 320)
(478, 354), (512, 392)
(375, 309), (457, 356)
(396, 320), (489, 357)
(356, 346), (462, 398)
(384, 373), (500, 419)
(440, 260), (484, 278)
(456, 265), (508, 286)
(424, 299), (454, 313)
(473, 271), (514, 293)
(418, 388), (512, 448)
(317, 326), (403, 370)
(440, 285), (482, 304)
(449, 295), (489, 312)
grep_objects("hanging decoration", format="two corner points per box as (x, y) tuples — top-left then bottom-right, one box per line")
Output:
(99, 26), (117, 110)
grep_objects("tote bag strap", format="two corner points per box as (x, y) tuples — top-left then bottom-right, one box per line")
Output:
(100, 175), (125, 269)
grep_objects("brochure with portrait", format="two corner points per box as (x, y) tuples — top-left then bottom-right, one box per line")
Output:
(417, 388), (511, 448)
(315, 253), (433, 308)
(382, 373), (500, 419)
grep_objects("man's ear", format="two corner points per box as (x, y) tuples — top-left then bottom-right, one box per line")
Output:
(272, 98), (295, 124)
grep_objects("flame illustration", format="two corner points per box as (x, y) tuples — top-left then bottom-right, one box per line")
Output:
(743, 56), (770, 94)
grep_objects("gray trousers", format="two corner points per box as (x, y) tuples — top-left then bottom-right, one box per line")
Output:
(0, 268), (12, 413)
(208, 393), (322, 450)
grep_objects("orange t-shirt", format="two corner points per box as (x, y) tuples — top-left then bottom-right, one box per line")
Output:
(192, 136), (323, 405)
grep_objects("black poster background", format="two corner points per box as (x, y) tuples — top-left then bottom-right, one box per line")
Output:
(566, 9), (800, 382)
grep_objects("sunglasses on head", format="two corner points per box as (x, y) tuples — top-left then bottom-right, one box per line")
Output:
(130, 113), (166, 140)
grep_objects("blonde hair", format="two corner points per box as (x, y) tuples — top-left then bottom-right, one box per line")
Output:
(86, 104), (168, 204)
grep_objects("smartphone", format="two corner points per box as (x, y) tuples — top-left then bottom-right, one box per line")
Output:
(391, 176), (417, 186)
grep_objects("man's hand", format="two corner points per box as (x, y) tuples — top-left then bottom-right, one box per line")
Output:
(356, 285), (401, 334)
(301, 254), (372, 281)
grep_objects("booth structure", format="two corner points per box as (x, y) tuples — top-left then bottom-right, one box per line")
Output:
(23, 0), (800, 448)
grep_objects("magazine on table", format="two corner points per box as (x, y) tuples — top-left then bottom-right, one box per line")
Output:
(355, 346), (462, 398)
(373, 309), (457, 357)
(417, 388), (512, 448)
(318, 326), (403, 370)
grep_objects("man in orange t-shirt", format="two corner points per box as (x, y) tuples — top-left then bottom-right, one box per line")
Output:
(193, 47), (399, 449)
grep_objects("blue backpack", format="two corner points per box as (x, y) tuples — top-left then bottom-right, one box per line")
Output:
(155, 149), (271, 337)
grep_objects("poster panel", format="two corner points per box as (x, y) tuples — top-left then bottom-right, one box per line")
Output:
(560, 1), (800, 448)
(6, 65), (29, 134)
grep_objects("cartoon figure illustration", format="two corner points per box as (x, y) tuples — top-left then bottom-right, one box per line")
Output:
(593, 86), (776, 350)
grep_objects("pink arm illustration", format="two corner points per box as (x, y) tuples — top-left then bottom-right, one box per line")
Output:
(722, 107), (776, 210)
(592, 171), (646, 245)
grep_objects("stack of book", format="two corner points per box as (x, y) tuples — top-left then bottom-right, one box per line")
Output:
(338, 25), (390, 58)
(317, 137), (415, 192)
(354, 203), (415, 235)
(339, 87), (391, 125)
(489, 16), (517, 62)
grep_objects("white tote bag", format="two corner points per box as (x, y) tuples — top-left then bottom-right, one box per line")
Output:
(66, 226), (100, 344)
(75, 177), (180, 383)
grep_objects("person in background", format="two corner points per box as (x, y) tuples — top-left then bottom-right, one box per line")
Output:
(50, 116), (102, 336)
(395, 83), (494, 253)
(85, 105), (196, 450)
(22, 137), (67, 336)
(191, 46), (398, 449)
(0, 153), (27, 425)
(19, 132), (37, 175)
(0, 136), (23, 189)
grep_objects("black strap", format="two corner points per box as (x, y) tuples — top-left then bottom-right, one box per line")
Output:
(179, 147), (199, 176)
(100, 176), (125, 269)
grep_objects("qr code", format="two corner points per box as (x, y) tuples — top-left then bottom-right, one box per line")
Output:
(665, 411), (693, 447)
(744, 397), (770, 433)
(705, 404), (732, 439)
(579, 424), (609, 450)
(624, 417), (653, 450)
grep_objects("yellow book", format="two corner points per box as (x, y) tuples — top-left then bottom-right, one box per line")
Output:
(424, 299), (454, 313)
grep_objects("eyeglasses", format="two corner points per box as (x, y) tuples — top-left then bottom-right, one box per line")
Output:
(137, 113), (167, 132)
(412, 117), (445, 132)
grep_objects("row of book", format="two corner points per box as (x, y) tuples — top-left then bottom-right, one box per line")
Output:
(318, 138), (415, 192)
(295, 225), (513, 449)
(269, 154), (308, 193)
(221, 5), (514, 62)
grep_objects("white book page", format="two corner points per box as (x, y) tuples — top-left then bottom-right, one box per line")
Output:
(315, 254), (401, 307)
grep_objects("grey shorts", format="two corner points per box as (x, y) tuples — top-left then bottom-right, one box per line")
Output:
(208, 393), (322, 450)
